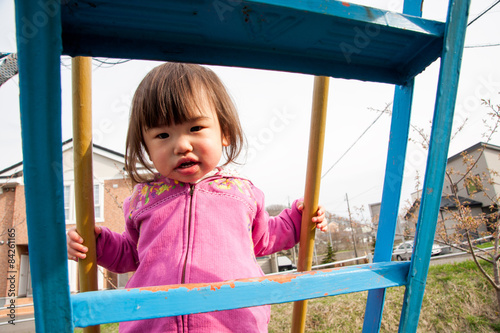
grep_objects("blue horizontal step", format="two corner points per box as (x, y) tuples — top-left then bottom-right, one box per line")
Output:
(61, 0), (444, 85)
(71, 261), (410, 327)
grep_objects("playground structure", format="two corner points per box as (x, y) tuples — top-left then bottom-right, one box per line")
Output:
(13, 0), (470, 332)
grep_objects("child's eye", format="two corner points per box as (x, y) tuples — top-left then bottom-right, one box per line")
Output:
(156, 133), (169, 139)
(191, 126), (203, 132)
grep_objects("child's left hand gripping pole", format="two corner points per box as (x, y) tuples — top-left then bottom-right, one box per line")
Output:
(72, 56), (101, 333)
(291, 76), (329, 333)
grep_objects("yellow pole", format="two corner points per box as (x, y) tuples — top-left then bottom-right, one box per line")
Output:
(291, 76), (329, 333)
(72, 56), (100, 333)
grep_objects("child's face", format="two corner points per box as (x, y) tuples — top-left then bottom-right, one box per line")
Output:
(142, 96), (229, 184)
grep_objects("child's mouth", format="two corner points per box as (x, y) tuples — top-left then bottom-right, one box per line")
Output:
(178, 161), (197, 169)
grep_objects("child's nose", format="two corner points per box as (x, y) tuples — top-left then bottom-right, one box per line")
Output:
(174, 136), (193, 154)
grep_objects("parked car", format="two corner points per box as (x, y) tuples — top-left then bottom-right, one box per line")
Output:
(392, 241), (442, 261)
(278, 256), (297, 272)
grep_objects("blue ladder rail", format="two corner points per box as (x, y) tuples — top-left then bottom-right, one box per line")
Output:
(60, 0), (445, 85)
(73, 262), (410, 327)
(13, 0), (470, 332)
(363, 0), (423, 330)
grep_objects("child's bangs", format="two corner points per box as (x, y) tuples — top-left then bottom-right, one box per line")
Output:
(141, 76), (206, 129)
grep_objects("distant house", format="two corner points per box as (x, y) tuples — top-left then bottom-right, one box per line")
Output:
(443, 142), (499, 207)
(0, 139), (132, 299)
(401, 142), (499, 241)
(404, 195), (485, 240)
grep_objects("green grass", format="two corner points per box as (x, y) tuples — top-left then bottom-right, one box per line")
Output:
(271, 260), (500, 333)
(75, 323), (118, 332)
(75, 260), (500, 332)
(477, 242), (494, 249)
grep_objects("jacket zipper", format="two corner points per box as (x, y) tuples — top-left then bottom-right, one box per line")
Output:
(181, 184), (195, 333)
(181, 184), (195, 284)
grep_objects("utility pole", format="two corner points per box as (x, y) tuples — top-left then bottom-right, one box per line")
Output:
(345, 193), (359, 263)
(327, 220), (333, 246)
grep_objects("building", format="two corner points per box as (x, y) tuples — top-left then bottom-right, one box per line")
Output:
(401, 142), (499, 242)
(0, 139), (132, 299)
(443, 142), (499, 207)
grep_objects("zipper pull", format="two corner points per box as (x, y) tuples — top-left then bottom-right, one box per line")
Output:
(190, 184), (195, 196)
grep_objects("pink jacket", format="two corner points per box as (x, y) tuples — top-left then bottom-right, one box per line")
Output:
(96, 169), (303, 332)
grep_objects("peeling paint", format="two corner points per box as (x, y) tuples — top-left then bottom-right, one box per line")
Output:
(130, 267), (372, 295)
(263, 274), (301, 283)
(136, 272), (302, 294)
(72, 262), (409, 327)
(341, 2), (350, 6)
(138, 282), (214, 293)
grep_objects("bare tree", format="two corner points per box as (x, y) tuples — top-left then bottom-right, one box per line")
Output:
(407, 95), (500, 309)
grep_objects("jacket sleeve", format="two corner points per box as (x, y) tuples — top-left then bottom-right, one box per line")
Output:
(251, 187), (302, 257)
(96, 197), (140, 273)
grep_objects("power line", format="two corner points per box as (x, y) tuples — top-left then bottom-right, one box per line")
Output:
(467, 0), (500, 26)
(321, 106), (389, 179)
(463, 1), (500, 49)
(92, 58), (131, 69)
(93, 58), (131, 65)
(465, 42), (500, 48)
(59, 57), (132, 70)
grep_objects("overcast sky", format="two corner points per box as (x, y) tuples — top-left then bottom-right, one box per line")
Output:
(1, 0), (499, 221)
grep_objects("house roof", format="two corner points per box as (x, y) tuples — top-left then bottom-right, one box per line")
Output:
(440, 195), (483, 209)
(404, 195), (483, 219)
(447, 142), (500, 163)
(0, 139), (125, 180)
(61, 138), (124, 160)
(0, 161), (23, 178)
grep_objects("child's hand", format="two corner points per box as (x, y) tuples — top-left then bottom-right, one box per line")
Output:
(297, 202), (327, 232)
(66, 226), (102, 262)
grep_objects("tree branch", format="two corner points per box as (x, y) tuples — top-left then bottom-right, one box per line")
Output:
(467, 231), (500, 290)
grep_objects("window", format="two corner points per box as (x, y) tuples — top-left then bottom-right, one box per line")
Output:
(64, 183), (104, 223)
(64, 185), (72, 223)
(465, 174), (483, 195)
(94, 184), (103, 221)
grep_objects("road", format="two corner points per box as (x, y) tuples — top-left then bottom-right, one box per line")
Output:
(0, 313), (35, 333)
(429, 251), (477, 266)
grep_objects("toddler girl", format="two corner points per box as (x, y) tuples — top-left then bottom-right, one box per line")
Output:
(67, 63), (326, 332)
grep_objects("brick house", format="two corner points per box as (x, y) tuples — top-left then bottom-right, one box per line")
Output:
(0, 139), (132, 299)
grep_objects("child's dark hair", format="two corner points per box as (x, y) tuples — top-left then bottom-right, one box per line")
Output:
(125, 62), (244, 183)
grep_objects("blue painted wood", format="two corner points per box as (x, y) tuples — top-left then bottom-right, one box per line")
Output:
(363, 80), (415, 332)
(14, 1), (73, 332)
(399, 0), (471, 331)
(59, 0), (445, 85)
(362, 1), (423, 330)
(13, 0), (465, 331)
(363, 0), (422, 332)
(72, 262), (410, 327)
(402, 0), (424, 17)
